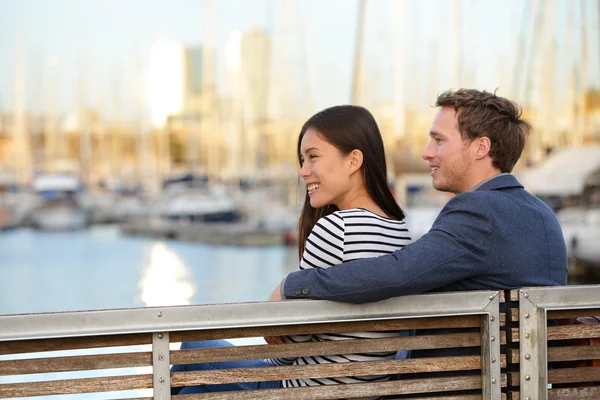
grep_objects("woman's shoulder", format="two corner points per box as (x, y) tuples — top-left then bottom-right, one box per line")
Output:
(336, 208), (407, 225)
(314, 211), (345, 232)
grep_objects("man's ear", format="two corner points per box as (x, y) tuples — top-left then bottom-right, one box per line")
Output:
(474, 136), (492, 159)
(349, 149), (364, 173)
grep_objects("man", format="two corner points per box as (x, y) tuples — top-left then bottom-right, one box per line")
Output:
(270, 88), (568, 304)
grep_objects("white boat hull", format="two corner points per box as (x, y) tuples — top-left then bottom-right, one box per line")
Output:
(558, 208), (600, 268)
(31, 206), (88, 231)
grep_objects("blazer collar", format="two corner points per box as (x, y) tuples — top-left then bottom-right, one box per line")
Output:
(475, 174), (524, 191)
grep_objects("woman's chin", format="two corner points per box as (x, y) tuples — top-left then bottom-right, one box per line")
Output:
(309, 197), (325, 209)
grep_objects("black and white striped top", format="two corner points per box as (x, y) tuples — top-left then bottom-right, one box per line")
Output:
(270, 208), (412, 391)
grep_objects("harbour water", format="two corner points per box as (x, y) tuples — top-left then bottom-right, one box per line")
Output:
(0, 225), (298, 316)
(0, 226), (300, 399)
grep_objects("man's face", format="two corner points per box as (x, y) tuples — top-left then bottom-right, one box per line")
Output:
(422, 107), (475, 194)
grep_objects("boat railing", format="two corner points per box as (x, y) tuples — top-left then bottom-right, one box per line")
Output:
(0, 285), (599, 399)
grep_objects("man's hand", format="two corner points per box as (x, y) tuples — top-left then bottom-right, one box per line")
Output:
(264, 284), (284, 344)
(264, 335), (285, 345)
(268, 284), (282, 302)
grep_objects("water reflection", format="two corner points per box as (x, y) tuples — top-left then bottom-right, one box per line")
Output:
(0, 226), (297, 315)
(0, 227), (297, 399)
(137, 242), (195, 306)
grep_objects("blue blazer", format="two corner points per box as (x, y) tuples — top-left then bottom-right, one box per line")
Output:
(283, 174), (568, 303)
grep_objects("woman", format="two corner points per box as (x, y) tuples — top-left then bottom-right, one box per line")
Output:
(171, 105), (411, 394)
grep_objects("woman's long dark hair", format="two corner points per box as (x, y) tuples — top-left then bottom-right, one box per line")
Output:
(297, 105), (405, 258)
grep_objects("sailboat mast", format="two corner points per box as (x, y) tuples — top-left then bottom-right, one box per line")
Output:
(351, 0), (366, 104)
(579, 0), (589, 144)
(393, 0), (405, 139)
(12, 54), (32, 185)
(135, 58), (151, 191)
(202, 0), (218, 180)
(450, 0), (462, 86)
(77, 49), (92, 185)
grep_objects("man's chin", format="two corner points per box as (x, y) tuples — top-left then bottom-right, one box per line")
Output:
(432, 182), (451, 193)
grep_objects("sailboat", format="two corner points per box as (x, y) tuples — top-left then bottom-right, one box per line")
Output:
(30, 173), (88, 231)
(557, 167), (600, 269)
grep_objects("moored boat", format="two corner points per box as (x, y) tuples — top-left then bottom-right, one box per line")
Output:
(30, 174), (88, 231)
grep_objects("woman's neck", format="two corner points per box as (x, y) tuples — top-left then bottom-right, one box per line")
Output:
(337, 188), (392, 219)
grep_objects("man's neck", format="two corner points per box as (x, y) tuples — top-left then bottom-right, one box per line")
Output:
(468, 171), (506, 192)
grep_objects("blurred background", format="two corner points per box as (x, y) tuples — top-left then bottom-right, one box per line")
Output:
(1, 0), (599, 316)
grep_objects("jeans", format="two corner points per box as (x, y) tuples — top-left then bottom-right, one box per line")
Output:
(170, 339), (282, 394)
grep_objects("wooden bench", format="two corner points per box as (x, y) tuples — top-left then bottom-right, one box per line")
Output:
(502, 285), (600, 400)
(0, 290), (503, 399)
(0, 286), (598, 399)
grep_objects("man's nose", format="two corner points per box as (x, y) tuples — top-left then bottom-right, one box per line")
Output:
(422, 141), (434, 161)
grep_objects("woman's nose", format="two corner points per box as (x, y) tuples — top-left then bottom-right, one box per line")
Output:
(299, 162), (310, 178)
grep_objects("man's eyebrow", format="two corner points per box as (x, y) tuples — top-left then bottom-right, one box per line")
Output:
(429, 131), (442, 138)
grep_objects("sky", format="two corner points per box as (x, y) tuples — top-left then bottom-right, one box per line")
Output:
(0, 0), (597, 122)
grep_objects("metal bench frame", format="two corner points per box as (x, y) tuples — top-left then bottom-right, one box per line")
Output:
(519, 285), (600, 400)
(1, 290), (502, 400)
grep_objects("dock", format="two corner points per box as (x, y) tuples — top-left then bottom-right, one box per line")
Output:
(120, 220), (295, 246)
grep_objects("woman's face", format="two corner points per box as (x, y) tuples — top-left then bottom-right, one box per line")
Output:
(299, 127), (355, 209)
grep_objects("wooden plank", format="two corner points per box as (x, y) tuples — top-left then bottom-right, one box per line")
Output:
(509, 289), (520, 302)
(1, 333), (490, 376)
(2, 315), (481, 356)
(548, 387), (600, 400)
(547, 344), (600, 362)
(547, 309), (600, 320)
(128, 393), (486, 400)
(171, 333), (483, 365)
(509, 308), (600, 322)
(549, 366), (600, 384)
(379, 396), (483, 400)
(508, 328), (519, 343)
(0, 351), (151, 375)
(549, 325), (600, 340)
(170, 315), (482, 343)
(0, 374), (153, 398)
(507, 372), (519, 387)
(171, 356), (483, 386)
(509, 367), (600, 386)
(506, 348), (519, 364)
(506, 391), (519, 400)
(509, 324), (600, 342)
(498, 290), (506, 303)
(0, 333), (151, 356)
(171, 375), (485, 399)
(506, 344), (600, 364)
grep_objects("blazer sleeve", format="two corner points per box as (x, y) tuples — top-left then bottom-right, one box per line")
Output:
(282, 193), (493, 303)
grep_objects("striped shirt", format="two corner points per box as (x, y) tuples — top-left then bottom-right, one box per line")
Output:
(270, 208), (412, 391)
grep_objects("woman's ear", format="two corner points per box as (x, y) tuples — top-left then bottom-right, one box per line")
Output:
(349, 149), (364, 173)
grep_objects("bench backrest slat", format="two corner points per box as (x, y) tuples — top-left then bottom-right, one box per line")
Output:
(169, 314), (482, 342)
(0, 288), (510, 399)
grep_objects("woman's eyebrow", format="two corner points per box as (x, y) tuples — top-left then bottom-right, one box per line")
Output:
(301, 146), (319, 154)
